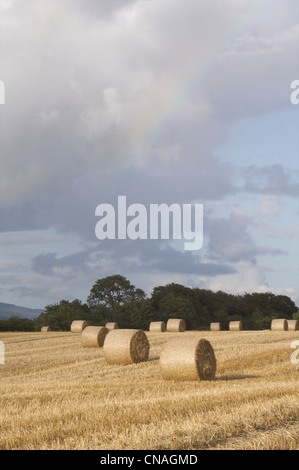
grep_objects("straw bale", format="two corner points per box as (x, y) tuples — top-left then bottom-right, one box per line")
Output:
(287, 319), (299, 331)
(149, 321), (166, 332)
(105, 322), (119, 330)
(160, 337), (216, 381)
(210, 322), (221, 331)
(104, 329), (150, 365)
(271, 318), (287, 331)
(70, 320), (89, 333)
(41, 326), (51, 332)
(81, 326), (109, 348)
(167, 318), (186, 332)
(229, 320), (242, 331)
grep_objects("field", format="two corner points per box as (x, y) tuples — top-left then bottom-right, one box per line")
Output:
(0, 329), (298, 450)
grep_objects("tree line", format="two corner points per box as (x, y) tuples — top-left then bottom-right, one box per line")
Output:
(1, 274), (298, 331)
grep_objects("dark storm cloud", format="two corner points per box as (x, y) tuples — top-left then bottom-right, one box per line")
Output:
(0, 203), (44, 232)
(32, 250), (93, 276)
(32, 238), (236, 279)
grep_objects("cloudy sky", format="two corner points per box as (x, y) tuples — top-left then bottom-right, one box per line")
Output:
(0, 0), (298, 309)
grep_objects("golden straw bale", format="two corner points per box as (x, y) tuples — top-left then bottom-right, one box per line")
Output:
(287, 319), (299, 331)
(271, 318), (287, 331)
(81, 326), (109, 348)
(210, 322), (221, 331)
(70, 320), (89, 333)
(104, 329), (150, 365)
(229, 321), (242, 331)
(105, 322), (119, 330)
(160, 337), (216, 381)
(167, 318), (186, 332)
(41, 326), (51, 332)
(149, 321), (166, 332)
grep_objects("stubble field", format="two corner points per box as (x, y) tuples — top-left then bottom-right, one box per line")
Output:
(0, 329), (298, 450)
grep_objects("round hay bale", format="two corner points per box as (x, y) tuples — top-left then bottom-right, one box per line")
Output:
(287, 319), (299, 331)
(160, 337), (216, 381)
(271, 318), (287, 331)
(149, 321), (166, 332)
(210, 322), (221, 331)
(167, 318), (186, 332)
(81, 326), (109, 348)
(104, 329), (150, 365)
(41, 326), (51, 332)
(70, 320), (89, 333)
(105, 322), (119, 330)
(229, 321), (242, 331)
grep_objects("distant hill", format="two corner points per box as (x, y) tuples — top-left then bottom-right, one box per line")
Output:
(0, 302), (44, 320)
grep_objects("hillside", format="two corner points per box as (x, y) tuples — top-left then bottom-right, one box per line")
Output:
(0, 302), (43, 320)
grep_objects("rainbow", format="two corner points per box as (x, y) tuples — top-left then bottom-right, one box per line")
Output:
(127, 1), (270, 167)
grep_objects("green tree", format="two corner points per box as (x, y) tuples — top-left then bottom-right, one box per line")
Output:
(0, 317), (35, 331)
(35, 299), (89, 331)
(87, 275), (145, 313)
(151, 285), (198, 329)
(117, 299), (154, 330)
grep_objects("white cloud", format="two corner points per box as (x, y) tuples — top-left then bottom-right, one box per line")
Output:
(222, 24), (299, 59)
(38, 110), (60, 123)
(258, 195), (281, 217)
(205, 261), (268, 296)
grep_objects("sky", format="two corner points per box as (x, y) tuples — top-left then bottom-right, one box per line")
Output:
(0, 0), (298, 309)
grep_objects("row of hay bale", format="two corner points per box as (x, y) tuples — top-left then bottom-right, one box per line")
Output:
(41, 317), (298, 334)
(70, 320), (118, 334)
(149, 319), (185, 332)
(210, 321), (243, 331)
(71, 319), (187, 353)
(70, 320), (216, 381)
(210, 319), (298, 331)
(270, 318), (298, 331)
(69, 319), (186, 334)
(42, 320), (239, 333)
(104, 329), (216, 381)
(41, 321), (119, 334)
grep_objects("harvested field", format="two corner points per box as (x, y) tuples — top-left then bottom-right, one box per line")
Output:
(0, 330), (298, 450)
